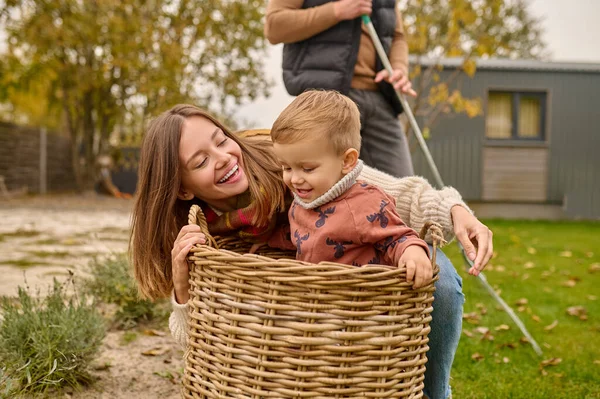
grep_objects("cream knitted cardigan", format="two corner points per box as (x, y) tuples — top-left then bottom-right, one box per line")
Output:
(168, 164), (472, 347)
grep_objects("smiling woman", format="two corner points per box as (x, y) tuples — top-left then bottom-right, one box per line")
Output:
(177, 117), (249, 211)
(130, 104), (287, 303)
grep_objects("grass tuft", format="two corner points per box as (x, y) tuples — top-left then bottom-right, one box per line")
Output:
(0, 277), (105, 396)
(83, 254), (168, 329)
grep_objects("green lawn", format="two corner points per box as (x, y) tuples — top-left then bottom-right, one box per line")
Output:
(444, 220), (600, 399)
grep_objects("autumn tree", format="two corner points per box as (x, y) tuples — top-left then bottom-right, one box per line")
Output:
(399, 0), (546, 137)
(0, 0), (270, 190)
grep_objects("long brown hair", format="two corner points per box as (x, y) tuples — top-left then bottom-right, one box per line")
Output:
(131, 104), (286, 300)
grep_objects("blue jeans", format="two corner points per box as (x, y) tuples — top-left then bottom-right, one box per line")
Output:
(423, 245), (465, 399)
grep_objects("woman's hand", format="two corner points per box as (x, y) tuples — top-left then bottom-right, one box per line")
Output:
(451, 205), (493, 276)
(171, 224), (206, 304)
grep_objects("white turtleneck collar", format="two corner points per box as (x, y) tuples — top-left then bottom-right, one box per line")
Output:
(293, 160), (364, 210)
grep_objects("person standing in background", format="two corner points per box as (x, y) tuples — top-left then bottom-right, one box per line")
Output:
(264, 0), (417, 178)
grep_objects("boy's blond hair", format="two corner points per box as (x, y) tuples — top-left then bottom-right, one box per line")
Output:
(271, 90), (361, 155)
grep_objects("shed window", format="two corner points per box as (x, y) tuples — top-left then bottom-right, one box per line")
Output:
(486, 91), (546, 140)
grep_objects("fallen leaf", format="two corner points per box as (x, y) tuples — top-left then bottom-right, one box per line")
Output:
(561, 279), (577, 287)
(476, 303), (488, 315)
(594, 360), (600, 365)
(91, 362), (112, 371)
(517, 306), (527, 313)
(474, 327), (490, 335)
(143, 329), (167, 337)
(520, 337), (530, 344)
(499, 342), (518, 349)
(463, 329), (474, 338)
(522, 273), (530, 281)
(495, 324), (510, 331)
(540, 358), (562, 368)
(587, 295), (597, 301)
(515, 298), (528, 306)
(544, 320), (558, 331)
(559, 251), (572, 257)
(524, 261), (535, 269)
(586, 252), (594, 258)
(503, 357), (510, 363)
(463, 312), (481, 324)
(531, 315), (541, 322)
(566, 306), (588, 320)
(543, 342), (552, 349)
(495, 265), (506, 272)
(472, 352), (484, 361)
(589, 263), (600, 273)
(543, 287), (552, 293)
(527, 247), (537, 254)
(142, 347), (169, 356)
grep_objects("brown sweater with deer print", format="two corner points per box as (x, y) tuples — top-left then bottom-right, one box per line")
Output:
(289, 181), (429, 266)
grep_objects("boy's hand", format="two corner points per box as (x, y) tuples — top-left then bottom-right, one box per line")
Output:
(399, 245), (433, 289)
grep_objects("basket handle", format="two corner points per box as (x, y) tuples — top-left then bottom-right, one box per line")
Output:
(188, 204), (219, 248)
(419, 221), (447, 269)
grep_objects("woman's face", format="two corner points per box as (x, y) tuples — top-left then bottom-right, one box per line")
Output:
(178, 116), (248, 211)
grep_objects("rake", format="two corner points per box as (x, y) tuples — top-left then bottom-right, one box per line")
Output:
(362, 14), (543, 357)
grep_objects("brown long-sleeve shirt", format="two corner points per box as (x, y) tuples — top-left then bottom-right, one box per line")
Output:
(288, 182), (429, 266)
(264, 0), (409, 91)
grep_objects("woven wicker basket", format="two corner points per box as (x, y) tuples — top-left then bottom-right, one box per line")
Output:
(183, 204), (441, 399)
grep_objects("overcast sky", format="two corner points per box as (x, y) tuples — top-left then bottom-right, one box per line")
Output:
(236, 0), (600, 128)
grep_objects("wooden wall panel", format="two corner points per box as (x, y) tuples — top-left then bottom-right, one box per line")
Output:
(482, 147), (548, 202)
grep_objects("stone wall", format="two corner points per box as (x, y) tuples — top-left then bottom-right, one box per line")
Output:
(0, 122), (76, 193)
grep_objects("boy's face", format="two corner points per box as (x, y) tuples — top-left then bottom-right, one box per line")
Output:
(273, 136), (349, 203)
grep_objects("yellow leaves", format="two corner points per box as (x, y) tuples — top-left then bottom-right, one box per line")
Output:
(464, 98), (482, 118)
(494, 324), (510, 332)
(427, 83), (449, 106)
(422, 127), (431, 140)
(409, 64), (422, 80)
(589, 263), (600, 273)
(559, 251), (572, 258)
(471, 352), (484, 361)
(527, 247), (537, 255)
(462, 58), (477, 77)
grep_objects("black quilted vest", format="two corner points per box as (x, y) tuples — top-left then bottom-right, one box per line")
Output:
(282, 0), (402, 114)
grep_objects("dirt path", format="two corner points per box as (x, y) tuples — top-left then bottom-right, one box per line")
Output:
(0, 194), (183, 398)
